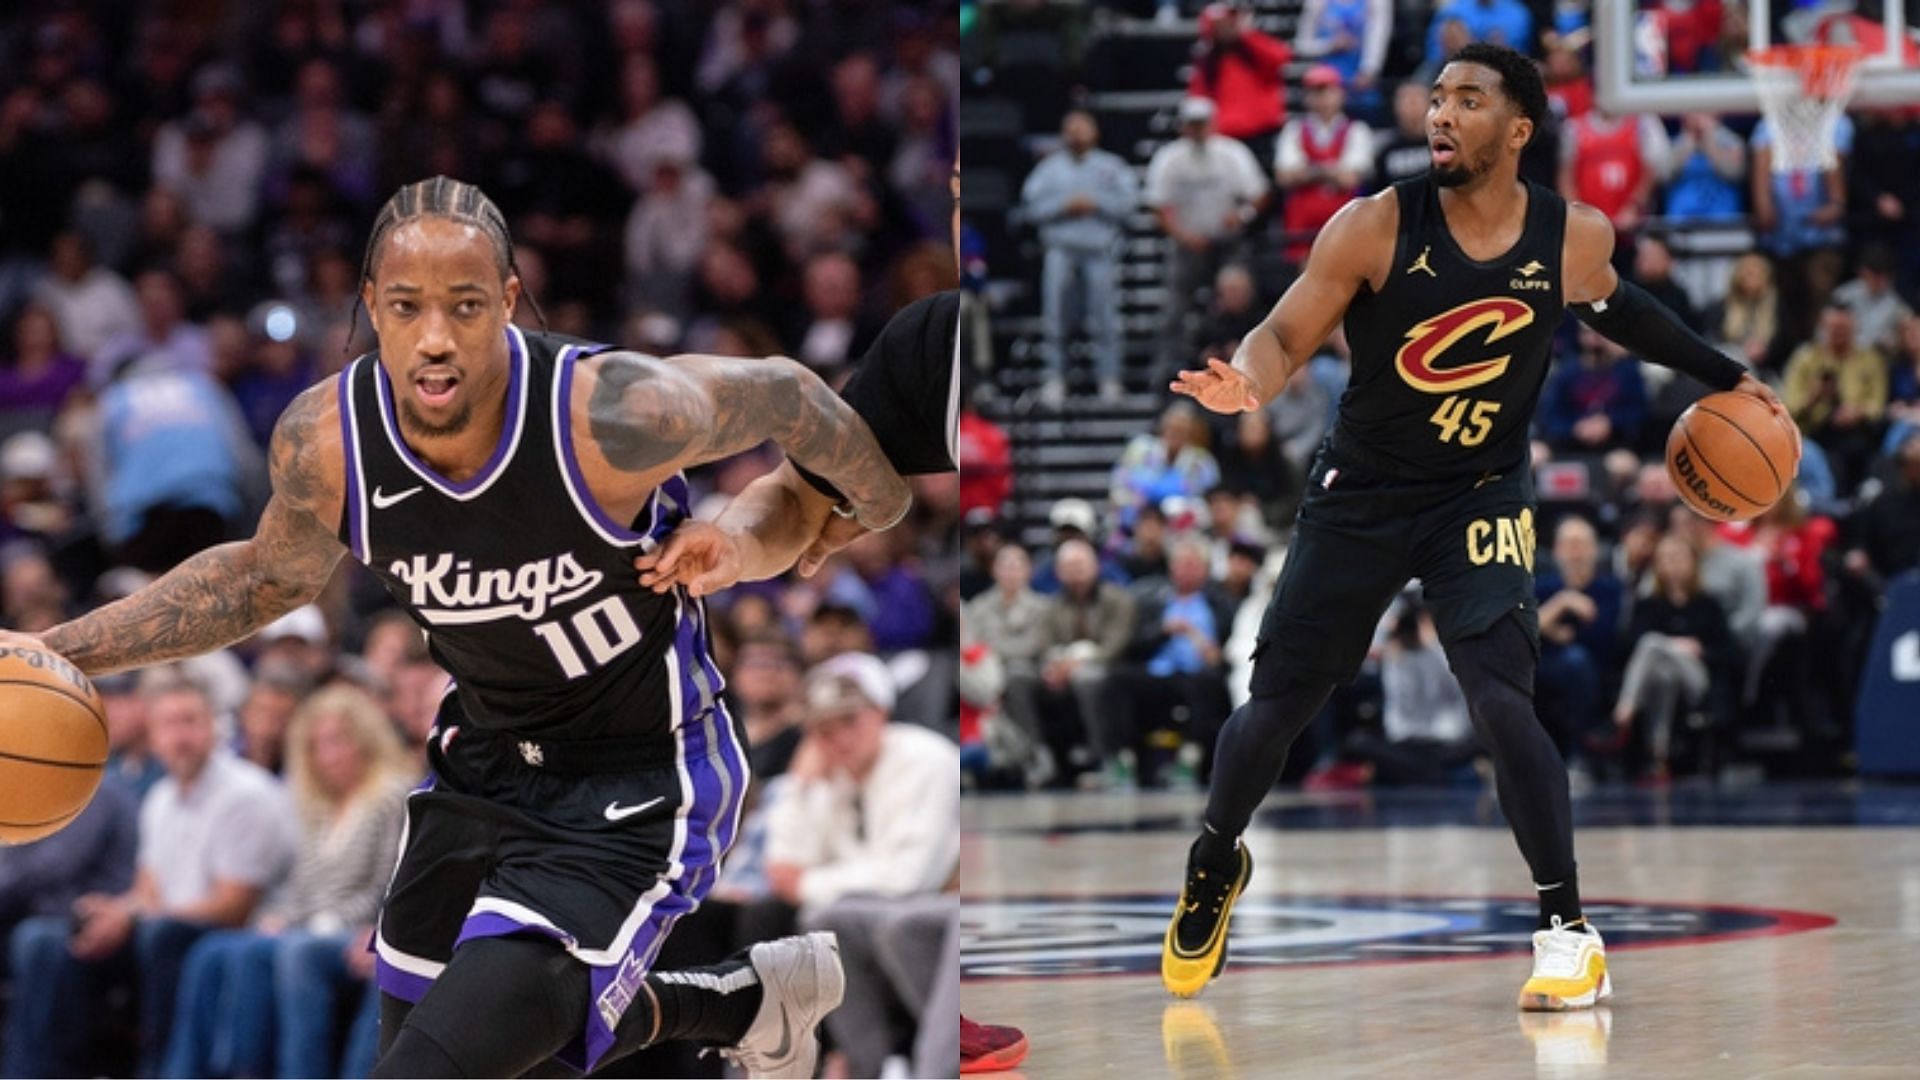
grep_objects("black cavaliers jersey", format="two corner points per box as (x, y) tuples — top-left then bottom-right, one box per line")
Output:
(1333, 175), (1568, 480)
(335, 326), (723, 741)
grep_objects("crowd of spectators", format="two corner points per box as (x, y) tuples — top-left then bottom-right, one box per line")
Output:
(0, 1), (959, 1077)
(968, 0), (1920, 792)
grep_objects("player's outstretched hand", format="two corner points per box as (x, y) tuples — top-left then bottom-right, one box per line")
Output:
(1731, 372), (1801, 455)
(633, 521), (743, 599)
(799, 511), (869, 578)
(1170, 358), (1261, 414)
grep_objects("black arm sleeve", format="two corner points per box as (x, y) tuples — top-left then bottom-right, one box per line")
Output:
(1571, 279), (1748, 392)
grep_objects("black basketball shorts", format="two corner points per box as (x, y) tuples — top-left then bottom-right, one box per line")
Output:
(372, 694), (749, 1072)
(1250, 445), (1541, 695)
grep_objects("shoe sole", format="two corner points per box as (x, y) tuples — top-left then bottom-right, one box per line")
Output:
(1161, 847), (1252, 998)
(959, 1035), (1031, 1074)
(1519, 971), (1613, 1012)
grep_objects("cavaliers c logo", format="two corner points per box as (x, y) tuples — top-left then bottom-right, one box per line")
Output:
(1394, 297), (1535, 395)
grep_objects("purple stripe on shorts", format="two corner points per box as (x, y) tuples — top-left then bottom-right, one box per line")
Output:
(373, 955), (436, 1003)
(337, 362), (364, 561)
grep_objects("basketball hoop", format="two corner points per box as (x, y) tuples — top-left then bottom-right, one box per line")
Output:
(1747, 44), (1865, 173)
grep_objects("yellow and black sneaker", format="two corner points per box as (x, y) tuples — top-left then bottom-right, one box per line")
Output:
(1161, 839), (1252, 998)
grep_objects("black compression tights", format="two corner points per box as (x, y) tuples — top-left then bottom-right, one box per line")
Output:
(373, 935), (764, 1078)
(1205, 616), (1577, 895)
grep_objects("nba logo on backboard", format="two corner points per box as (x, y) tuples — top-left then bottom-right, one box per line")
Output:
(1633, 10), (1668, 78)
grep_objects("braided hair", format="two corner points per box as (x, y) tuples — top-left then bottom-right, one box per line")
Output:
(350, 175), (544, 347)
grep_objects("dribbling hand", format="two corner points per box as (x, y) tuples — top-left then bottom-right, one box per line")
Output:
(1170, 358), (1261, 414)
(633, 521), (743, 599)
(1731, 372), (1801, 457)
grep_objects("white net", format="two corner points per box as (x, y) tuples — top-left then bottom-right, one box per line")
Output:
(1748, 45), (1865, 173)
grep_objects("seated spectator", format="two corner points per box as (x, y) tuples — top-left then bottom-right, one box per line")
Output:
(756, 121), (867, 264)
(767, 654), (959, 1080)
(791, 252), (883, 376)
(1887, 315), (1920, 427)
(1189, 2), (1292, 159)
(731, 630), (808, 780)
(1783, 304), (1888, 491)
(1119, 502), (1172, 583)
(621, 145), (715, 321)
(957, 511), (1003, 602)
(1293, 0), (1391, 116)
(1275, 65), (1373, 264)
(1663, 113), (1747, 224)
(1671, 508), (1768, 660)
(234, 660), (312, 775)
(1042, 538), (1137, 784)
(1631, 235), (1704, 333)
(1110, 402), (1222, 532)
(30, 231), (139, 363)
(1372, 81), (1433, 189)
(98, 672), (167, 799)
(958, 403), (1012, 521)
(1343, 594), (1479, 786)
(1613, 536), (1738, 781)
(91, 269), (216, 389)
(1540, 325), (1649, 454)
(163, 685), (409, 1079)
(1843, 430), (1920, 597)
(1196, 263), (1264, 363)
(964, 545), (1054, 783)
(150, 66), (270, 237)
(842, 530), (935, 653)
(1534, 516), (1624, 761)
(1728, 489), (1838, 729)
(596, 53), (702, 196)
(1709, 253), (1780, 371)
(1559, 108), (1670, 241)
(1831, 245), (1913, 358)
(1217, 408), (1297, 525)
(1100, 537), (1234, 788)
(0, 776), (138, 974)
(5, 669), (296, 1078)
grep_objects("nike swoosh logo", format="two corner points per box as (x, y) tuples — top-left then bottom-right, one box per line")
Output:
(769, 1004), (794, 1060)
(371, 485), (424, 509)
(603, 796), (666, 822)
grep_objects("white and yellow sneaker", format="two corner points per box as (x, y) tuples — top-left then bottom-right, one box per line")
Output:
(1517, 916), (1611, 1011)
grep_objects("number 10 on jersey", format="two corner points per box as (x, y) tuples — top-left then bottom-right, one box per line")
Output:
(533, 596), (643, 679)
(1429, 395), (1501, 447)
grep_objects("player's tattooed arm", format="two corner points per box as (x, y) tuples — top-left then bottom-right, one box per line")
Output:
(587, 352), (911, 530)
(41, 383), (345, 675)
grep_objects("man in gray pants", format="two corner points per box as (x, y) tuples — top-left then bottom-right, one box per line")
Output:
(1021, 109), (1141, 405)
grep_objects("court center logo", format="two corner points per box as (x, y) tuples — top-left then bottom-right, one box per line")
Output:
(961, 894), (1833, 980)
(1395, 297), (1534, 394)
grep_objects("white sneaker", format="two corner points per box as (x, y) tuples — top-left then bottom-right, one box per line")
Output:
(1098, 377), (1125, 402)
(1037, 376), (1067, 409)
(1518, 916), (1611, 1011)
(719, 932), (845, 1078)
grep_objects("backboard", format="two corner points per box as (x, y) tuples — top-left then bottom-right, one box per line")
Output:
(1594, 0), (1920, 115)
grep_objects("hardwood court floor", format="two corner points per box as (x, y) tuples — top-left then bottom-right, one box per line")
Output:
(960, 785), (1920, 1078)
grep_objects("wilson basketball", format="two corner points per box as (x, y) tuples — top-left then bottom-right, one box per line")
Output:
(1666, 391), (1802, 523)
(0, 642), (107, 844)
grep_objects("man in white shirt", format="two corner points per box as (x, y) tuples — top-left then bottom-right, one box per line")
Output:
(4, 668), (296, 1077)
(32, 231), (140, 361)
(765, 653), (958, 1079)
(1146, 97), (1270, 373)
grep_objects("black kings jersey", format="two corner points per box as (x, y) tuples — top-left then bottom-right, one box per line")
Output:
(1334, 175), (1568, 480)
(335, 326), (723, 741)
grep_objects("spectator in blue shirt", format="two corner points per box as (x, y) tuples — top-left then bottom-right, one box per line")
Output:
(1540, 326), (1649, 455)
(1426, 0), (1535, 67)
(1021, 110), (1142, 405)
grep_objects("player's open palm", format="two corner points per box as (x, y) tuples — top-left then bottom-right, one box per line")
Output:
(633, 521), (742, 599)
(1171, 358), (1261, 414)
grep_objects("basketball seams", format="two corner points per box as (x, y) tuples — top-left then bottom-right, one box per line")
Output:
(1693, 402), (1786, 499)
(0, 675), (108, 742)
(1678, 427), (1765, 518)
(0, 678), (109, 764)
(0, 805), (85, 832)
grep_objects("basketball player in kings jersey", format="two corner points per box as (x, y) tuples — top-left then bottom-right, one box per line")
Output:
(1162, 45), (1791, 1010)
(5, 176), (914, 1077)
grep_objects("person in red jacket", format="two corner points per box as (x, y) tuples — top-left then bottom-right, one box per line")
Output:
(1189, 2), (1292, 163)
(958, 401), (1012, 517)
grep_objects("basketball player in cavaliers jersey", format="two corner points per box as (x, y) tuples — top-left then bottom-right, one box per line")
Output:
(9, 176), (915, 1078)
(1161, 45), (1790, 1010)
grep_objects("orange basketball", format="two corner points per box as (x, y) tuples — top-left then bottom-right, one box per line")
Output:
(0, 642), (107, 844)
(1666, 391), (1802, 523)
